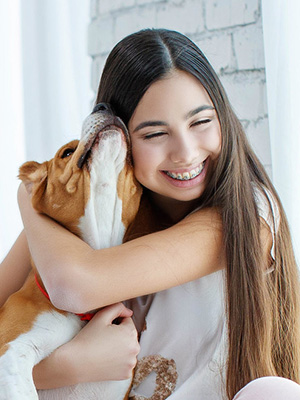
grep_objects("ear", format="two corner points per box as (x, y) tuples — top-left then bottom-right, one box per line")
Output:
(18, 161), (48, 195)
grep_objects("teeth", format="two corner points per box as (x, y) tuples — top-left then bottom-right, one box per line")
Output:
(166, 162), (205, 181)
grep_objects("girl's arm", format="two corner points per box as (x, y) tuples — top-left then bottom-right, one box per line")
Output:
(18, 183), (225, 313)
(33, 303), (139, 389)
(0, 220), (139, 389)
(0, 230), (31, 307)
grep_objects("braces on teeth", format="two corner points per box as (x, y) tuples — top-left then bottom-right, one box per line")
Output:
(166, 162), (205, 181)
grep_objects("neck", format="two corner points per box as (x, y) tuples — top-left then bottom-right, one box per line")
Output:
(149, 191), (200, 223)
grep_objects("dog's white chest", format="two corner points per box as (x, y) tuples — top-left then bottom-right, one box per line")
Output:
(79, 134), (126, 250)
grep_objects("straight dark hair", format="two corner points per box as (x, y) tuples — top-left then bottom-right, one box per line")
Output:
(96, 29), (300, 399)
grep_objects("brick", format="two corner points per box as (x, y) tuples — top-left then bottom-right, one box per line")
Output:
(244, 117), (272, 166)
(233, 23), (265, 70)
(136, 0), (163, 4)
(88, 17), (115, 56)
(220, 72), (268, 120)
(169, 0), (187, 5)
(196, 33), (234, 74)
(114, 7), (156, 45)
(98, 0), (135, 15)
(156, 0), (205, 34)
(205, 0), (259, 30)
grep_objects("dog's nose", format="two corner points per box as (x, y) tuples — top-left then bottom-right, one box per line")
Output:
(92, 103), (112, 114)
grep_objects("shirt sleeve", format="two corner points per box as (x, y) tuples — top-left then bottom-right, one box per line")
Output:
(253, 185), (280, 261)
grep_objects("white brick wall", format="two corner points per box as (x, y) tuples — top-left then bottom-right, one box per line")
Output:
(88, 0), (271, 173)
(233, 22), (265, 70)
(205, 0), (259, 30)
(115, 6), (156, 43)
(156, 1), (205, 34)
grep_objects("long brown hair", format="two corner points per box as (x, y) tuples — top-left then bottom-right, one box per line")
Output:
(96, 28), (300, 398)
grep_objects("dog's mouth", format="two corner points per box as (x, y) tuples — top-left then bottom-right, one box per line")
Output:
(77, 117), (128, 170)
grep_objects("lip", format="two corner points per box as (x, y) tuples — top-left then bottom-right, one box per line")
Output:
(160, 158), (209, 188)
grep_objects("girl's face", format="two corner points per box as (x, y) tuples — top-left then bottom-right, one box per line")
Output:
(128, 70), (221, 205)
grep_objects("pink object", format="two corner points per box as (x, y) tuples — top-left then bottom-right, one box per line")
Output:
(234, 377), (300, 399)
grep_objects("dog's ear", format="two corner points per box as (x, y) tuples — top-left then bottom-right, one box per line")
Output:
(18, 161), (48, 195)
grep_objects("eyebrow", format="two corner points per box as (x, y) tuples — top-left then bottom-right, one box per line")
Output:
(185, 105), (215, 119)
(132, 104), (215, 133)
(132, 120), (168, 133)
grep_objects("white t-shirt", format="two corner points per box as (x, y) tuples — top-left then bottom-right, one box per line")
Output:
(128, 187), (279, 400)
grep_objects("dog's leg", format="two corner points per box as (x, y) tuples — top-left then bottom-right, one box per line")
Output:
(0, 311), (84, 400)
(0, 343), (38, 400)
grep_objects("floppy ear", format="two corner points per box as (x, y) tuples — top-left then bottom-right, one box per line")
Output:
(18, 161), (48, 198)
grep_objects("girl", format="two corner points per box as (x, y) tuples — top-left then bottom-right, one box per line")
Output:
(4, 29), (300, 399)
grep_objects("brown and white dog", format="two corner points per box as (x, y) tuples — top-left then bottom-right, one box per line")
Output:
(0, 103), (142, 400)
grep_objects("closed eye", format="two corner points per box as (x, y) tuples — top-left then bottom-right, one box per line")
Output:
(144, 132), (166, 140)
(191, 119), (212, 127)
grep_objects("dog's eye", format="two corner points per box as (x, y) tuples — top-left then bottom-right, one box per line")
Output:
(61, 148), (75, 159)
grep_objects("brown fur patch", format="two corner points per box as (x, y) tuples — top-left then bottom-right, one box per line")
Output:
(118, 166), (142, 229)
(0, 270), (66, 355)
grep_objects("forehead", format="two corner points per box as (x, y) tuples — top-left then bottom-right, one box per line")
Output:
(128, 70), (213, 127)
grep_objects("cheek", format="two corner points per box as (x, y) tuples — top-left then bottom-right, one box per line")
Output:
(212, 132), (222, 155)
(132, 144), (158, 181)
(204, 126), (221, 157)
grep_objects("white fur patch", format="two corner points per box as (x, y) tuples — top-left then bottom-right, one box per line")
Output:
(39, 376), (131, 400)
(79, 132), (126, 250)
(0, 311), (84, 400)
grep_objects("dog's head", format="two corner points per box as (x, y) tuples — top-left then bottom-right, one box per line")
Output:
(19, 103), (142, 247)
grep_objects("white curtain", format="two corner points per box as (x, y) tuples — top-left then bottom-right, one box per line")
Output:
(0, 0), (92, 261)
(0, 1), (25, 261)
(262, 0), (300, 265)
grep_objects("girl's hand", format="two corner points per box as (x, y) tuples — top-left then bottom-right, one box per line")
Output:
(70, 302), (140, 382)
(34, 303), (140, 388)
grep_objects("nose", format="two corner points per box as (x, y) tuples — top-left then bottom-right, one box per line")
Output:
(92, 102), (113, 114)
(169, 134), (199, 165)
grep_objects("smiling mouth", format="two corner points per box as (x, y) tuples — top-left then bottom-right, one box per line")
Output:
(163, 160), (206, 181)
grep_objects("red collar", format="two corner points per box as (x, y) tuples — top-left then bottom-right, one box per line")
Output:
(34, 273), (95, 321)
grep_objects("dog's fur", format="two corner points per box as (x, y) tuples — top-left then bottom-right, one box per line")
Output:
(0, 105), (142, 399)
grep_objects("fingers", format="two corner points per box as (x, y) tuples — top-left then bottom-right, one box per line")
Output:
(95, 302), (133, 325)
(119, 315), (136, 330)
(67, 303), (140, 382)
(119, 317), (140, 357)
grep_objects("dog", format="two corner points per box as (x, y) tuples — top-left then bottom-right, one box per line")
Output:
(0, 103), (142, 400)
